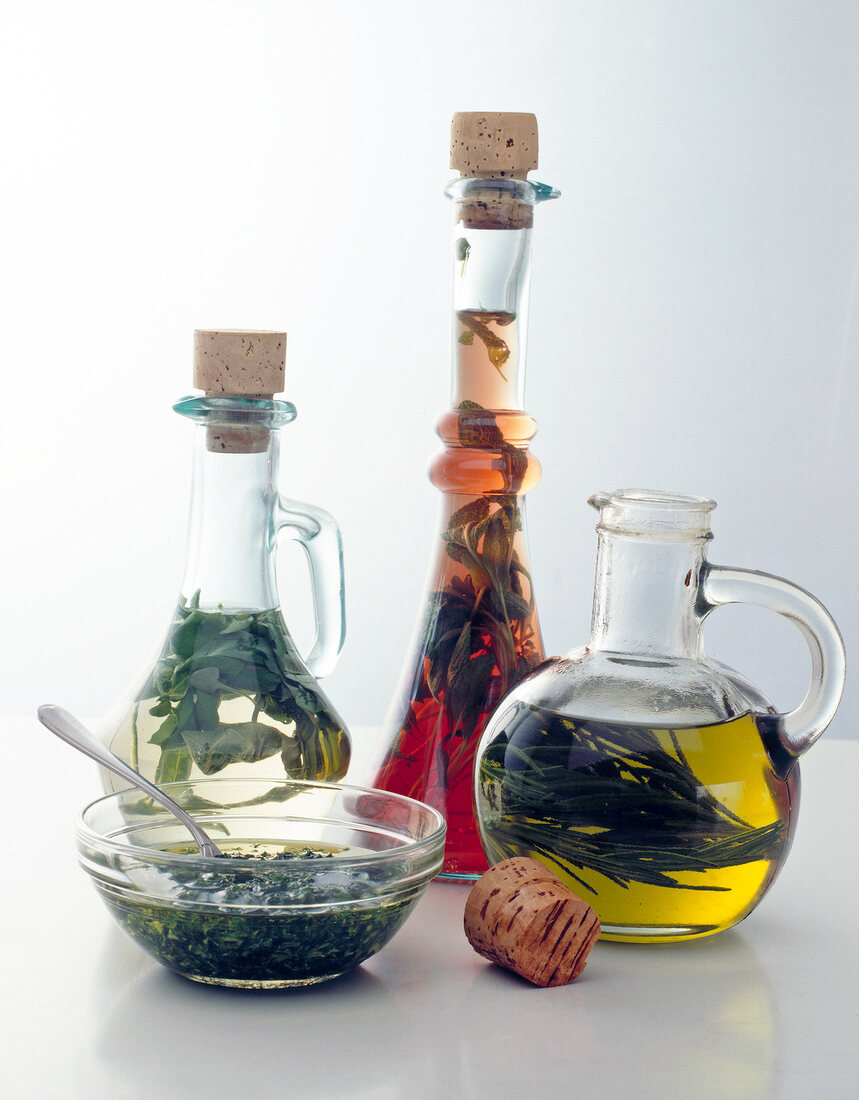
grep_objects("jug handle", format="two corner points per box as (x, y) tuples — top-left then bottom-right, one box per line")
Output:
(700, 565), (846, 766)
(275, 497), (346, 679)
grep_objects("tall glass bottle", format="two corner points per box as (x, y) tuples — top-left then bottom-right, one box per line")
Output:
(372, 113), (559, 879)
(104, 330), (350, 792)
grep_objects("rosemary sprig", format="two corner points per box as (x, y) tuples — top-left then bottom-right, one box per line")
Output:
(478, 707), (787, 893)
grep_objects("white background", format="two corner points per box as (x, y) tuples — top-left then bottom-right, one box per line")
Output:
(2, 1), (856, 744)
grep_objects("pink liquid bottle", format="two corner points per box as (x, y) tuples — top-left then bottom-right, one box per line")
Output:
(371, 113), (559, 880)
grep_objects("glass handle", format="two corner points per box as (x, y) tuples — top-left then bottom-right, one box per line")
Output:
(276, 497), (346, 678)
(701, 564), (846, 763)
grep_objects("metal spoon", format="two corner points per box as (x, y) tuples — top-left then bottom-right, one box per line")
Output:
(37, 703), (224, 858)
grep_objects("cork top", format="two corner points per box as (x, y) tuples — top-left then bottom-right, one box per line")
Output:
(450, 112), (538, 179)
(193, 330), (286, 397)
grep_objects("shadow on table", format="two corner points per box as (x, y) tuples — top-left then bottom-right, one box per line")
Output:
(457, 925), (782, 1097)
(87, 927), (429, 1099)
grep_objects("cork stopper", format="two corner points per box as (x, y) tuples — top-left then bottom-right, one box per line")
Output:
(193, 330), (286, 454)
(193, 330), (286, 398)
(450, 112), (538, 179)
(464, 858), (600, 987)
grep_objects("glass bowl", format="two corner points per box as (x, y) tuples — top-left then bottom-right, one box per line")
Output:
(77, 778), (445, 988)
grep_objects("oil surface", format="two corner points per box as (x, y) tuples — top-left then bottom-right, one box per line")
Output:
(476, 706), (799, 941)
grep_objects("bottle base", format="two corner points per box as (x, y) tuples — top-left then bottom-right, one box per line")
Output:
(436, 870), (481, 884)
(181, 969), (348, 988)
(599, 922), (724, 944)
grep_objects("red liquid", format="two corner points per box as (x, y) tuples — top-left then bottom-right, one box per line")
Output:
(373, 311), (544, 880)
(374, 498), (543, 879)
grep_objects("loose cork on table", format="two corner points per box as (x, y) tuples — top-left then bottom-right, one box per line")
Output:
(464, 857), (600, 987)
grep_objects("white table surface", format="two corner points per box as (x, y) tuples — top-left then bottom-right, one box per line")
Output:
(4, 717), (857, 1100)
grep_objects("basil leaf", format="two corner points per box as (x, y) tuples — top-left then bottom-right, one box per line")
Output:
(149, 711), (178, 746)
(180, 722), (283, 776)
(189, 667), (221, 693)
(154, 744), (192, 784)
(193, 690), (221, 732)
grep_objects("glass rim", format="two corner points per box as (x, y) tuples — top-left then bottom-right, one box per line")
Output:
(444, 176), (560, 205)
(589, 488), (717, 540)
(77, 777), (447, 871)
(172, 394), (298, 429)
(590, 488), (718, 512)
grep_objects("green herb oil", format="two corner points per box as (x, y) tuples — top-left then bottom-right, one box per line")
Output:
(107, 597), (349, 790)
(99, 842), (417, 988)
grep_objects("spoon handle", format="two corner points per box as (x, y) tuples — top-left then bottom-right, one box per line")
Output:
(37, 704), (223, 858)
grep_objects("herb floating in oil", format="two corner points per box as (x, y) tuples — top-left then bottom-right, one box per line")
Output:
(422, 405), (536, 789)
(137, 591), (348, 785)
(477, 705), (789, 895)
(102, 845), (416, 986)
(457, 311), (515, 379)
(455, 236), (471, 276)
(375, 403), (540, 863)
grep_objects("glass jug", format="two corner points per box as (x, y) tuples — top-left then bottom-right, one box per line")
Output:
(475, 489), (846, 942)
(103, 330), (349, 792)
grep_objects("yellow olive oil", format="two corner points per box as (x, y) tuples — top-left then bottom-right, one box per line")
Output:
(476, 708), (799, 942)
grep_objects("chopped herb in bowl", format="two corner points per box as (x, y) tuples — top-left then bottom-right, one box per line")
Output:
(77, 780), (445, 988)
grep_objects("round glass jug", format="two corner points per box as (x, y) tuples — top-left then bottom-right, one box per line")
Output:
(475, 489), (846, 942)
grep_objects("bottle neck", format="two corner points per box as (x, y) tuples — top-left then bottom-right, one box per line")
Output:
(179, 420), (281, 611)
(589, 532), (707, 660)
(447, 177), (556, 411)
(431, 178), (556, 499)
(450, 219), (531, 410)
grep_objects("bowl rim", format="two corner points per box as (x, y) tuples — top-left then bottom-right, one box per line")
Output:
(76, 777), (447, 873)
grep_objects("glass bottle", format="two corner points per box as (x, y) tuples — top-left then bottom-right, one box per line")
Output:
(103, 330), (349, 792)
(475, 489), (846, 940)
(371, 113), (559, 879)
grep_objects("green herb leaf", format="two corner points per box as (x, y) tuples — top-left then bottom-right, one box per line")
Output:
(154, 744), (192, 784)
(483, 512), (510, 571)
(142, 596), (349, 785)
(149, 711), (178, 746)
(194, 690), (221, 732)
(280, 735), (303, 774)
(180, 722), (283, 776)
(189, 667), (221, 693)
(448, 497), (490, 531)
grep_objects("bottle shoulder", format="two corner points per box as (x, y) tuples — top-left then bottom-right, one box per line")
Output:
(507, 646), (775, 727)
